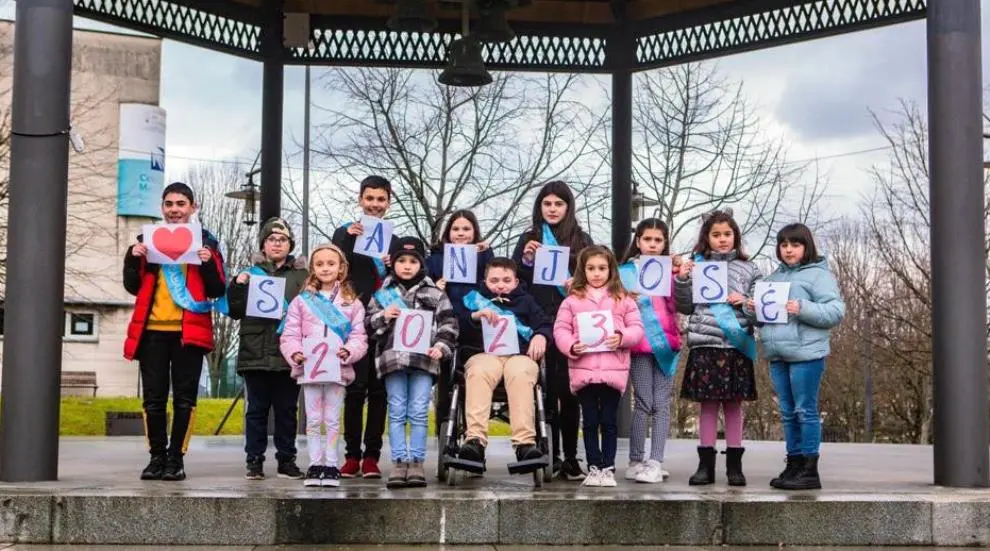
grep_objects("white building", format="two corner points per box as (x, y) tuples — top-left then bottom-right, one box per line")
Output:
(0, 21), (163, 396)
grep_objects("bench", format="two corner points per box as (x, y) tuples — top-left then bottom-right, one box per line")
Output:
(61, 371), (98, 397)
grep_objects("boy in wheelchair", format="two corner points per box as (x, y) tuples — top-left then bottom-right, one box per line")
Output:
(456, 257), (552, 465)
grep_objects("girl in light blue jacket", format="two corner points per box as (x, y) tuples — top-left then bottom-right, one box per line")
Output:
(748, 223), (844, 492)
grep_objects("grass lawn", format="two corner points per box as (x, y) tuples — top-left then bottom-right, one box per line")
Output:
(56, 397), (511, 436)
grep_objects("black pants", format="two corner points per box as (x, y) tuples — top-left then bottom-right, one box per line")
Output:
(545, 345), (580, 461)
(577, 384), (621, 469)
(243, 370), (300, 463)
(139, 331), (205, 457)
(343, 349), (387, 460)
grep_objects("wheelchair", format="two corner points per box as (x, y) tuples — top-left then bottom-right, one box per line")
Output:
(436, 345), (553, 487)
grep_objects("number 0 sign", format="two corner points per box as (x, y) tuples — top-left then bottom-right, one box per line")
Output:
(576, 310), (615, 353)
(482, 315), (520, 356)
(393, 309), (434, 355)
(302, 335), (343, 384)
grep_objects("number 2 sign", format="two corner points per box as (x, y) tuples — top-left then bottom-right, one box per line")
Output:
(302, 335), (343, 384)
(576, 310), (615, 353)
(393, 309), (434, 355)
(482, 315), (520, 356)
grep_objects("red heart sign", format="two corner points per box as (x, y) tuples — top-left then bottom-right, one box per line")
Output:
(152, 226), (194, 261)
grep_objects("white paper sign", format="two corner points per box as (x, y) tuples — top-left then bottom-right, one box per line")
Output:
(635, 256), (673, 297)
(692, 261), (729, 304)
(533, 245), (570, 287)
(755, 282), (791, 324)
(302, 335), (343, 384)
(353, 215), (394, 259)
(443, 244), (478, 284)
(393, 309), (434, 355)
(246, 275), (286, 319)
(143, 223), (203, 265)
(482, 315), (520, 356)
(577, 310), (615, 353)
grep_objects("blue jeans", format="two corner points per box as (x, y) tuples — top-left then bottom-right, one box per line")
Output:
(384, 369), (433, 463)
(576, 384), (621, 469)
(769, 358), (825, 456)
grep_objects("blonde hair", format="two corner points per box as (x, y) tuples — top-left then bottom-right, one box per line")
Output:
(306, 243), (357, 304)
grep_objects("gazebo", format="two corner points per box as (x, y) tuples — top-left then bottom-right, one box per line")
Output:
(2, 0), (985, 488)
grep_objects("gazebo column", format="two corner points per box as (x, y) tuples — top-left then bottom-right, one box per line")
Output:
(609, 14), (634, 437)
(260, 0), (285, 221)
(0, 0), (74, 481)
(927, 0), (988, 487)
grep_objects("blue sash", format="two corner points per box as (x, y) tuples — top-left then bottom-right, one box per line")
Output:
(619, 262), (679, 376)
(373, 285), (407, 309)
(693, 254), (757, 362)
(298, 290), (352, 342)
(541, 223), (567, 297)
(160, 230), (227, 315)
(344, 221), (387, 278)
(245, 265), (291, 333)
(462, 290), (534, 341)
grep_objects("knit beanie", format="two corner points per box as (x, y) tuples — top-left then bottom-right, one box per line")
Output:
(259, 217), (295, 251)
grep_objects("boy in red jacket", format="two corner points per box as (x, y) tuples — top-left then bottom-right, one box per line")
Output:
(123, 182), (226, 481)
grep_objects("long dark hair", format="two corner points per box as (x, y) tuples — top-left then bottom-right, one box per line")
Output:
(527, 181), (587, 250)
(433, 209), (484, 252)
(621, 218), (671, 263)
(692, 209), (748, 260)
(776, 223), (821, 265)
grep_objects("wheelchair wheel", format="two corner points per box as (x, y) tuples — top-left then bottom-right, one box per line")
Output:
(543, 465), (552, 483)
(437, 421), (450, 482)
(447, 467), (458, 486)
(533, 469), (544, 488)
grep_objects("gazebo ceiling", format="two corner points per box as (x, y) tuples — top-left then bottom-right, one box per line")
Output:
(73, 0), (926, 72)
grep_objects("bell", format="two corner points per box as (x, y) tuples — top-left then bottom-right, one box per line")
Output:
(438, 37), (493, 87)
(473, 3), (514, 43)
(387, 0), (437, 33)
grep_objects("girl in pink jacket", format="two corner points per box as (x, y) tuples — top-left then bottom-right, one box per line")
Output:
(553, 245), (644, 488)
(618, 219), (682, 485)
(280, 243), (368, 488)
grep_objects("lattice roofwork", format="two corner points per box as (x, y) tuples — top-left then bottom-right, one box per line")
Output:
(74, 0), (926, 72)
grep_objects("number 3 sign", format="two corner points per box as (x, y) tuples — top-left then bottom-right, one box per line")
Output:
(482, 315), (520, 356)
(576, 310), (615, 353)
(302, 335), (343, 384)
(393, 309), (434, 355)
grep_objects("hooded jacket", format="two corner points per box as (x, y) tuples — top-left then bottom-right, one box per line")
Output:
(458, 284), (552, 355)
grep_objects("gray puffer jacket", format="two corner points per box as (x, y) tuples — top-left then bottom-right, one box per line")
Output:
(674, 251), (761, 349)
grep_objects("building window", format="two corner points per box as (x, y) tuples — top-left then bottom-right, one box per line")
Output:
(64, 310), (99, 342)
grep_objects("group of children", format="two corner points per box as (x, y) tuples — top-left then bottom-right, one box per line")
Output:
(124, 177), (844, 492)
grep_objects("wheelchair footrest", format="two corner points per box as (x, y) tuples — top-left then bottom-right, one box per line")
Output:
(444, 455), (486, 474)
(507, 456), (550, 474)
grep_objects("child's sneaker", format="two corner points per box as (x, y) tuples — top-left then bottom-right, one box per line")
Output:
(245, 459), (265, 481)
(340, 457), (361, 478)
(625, 460), (645, 480)
(277, 458), (304, 480)
(599, 467), (618, 487)
(321, 466), (341, 487)
(635, 459), (668, 483)
(361, 457), (382, 479)
(303, 465), (323, 487)
(582, 466), (602, 487)
(561, 457), (587, 481)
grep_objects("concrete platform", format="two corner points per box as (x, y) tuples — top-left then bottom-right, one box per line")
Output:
(0, 437), (988, 546)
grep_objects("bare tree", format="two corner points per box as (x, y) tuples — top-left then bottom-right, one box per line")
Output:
(185, 161), (256, 395)
(307, 68), (608, 251)
(631, 63), (806, 256)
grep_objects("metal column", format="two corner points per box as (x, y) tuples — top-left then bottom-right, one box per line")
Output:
(260, 0), (285, 222)
(609, 11), (634, 438)
(927, 0), (989, 487)
(0, 0), (74, 481)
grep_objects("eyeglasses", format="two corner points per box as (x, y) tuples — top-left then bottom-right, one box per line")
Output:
(265, 236), (290, 245)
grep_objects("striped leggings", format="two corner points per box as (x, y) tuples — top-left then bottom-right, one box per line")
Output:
(629, 354), (673, 463)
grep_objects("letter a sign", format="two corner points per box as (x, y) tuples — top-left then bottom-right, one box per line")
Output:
(354, 215), (394, 259)
(443, 244), (477, 284)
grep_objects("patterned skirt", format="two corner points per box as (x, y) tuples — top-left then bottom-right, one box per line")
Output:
(679, 347), (757, 402)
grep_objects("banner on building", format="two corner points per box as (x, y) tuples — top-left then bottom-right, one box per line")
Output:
(117, 104), (166, 218)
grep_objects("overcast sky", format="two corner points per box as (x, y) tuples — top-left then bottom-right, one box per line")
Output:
(3, 3), (989, 222)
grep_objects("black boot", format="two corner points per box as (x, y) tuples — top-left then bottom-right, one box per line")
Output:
(688, 446), (717, 486)
(458, 438), (486, 463)
(770, 455), (804, 488)
(162, 454), (186, 481)
(777, 454), (821, 490)
(725, 447), (747, 487)
(140, 454), (167, 480)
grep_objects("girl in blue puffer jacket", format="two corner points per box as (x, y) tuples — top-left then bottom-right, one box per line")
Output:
(747, 223), (845, 491)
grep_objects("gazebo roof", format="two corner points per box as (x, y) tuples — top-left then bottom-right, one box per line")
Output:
(73, 0), (926, 72)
